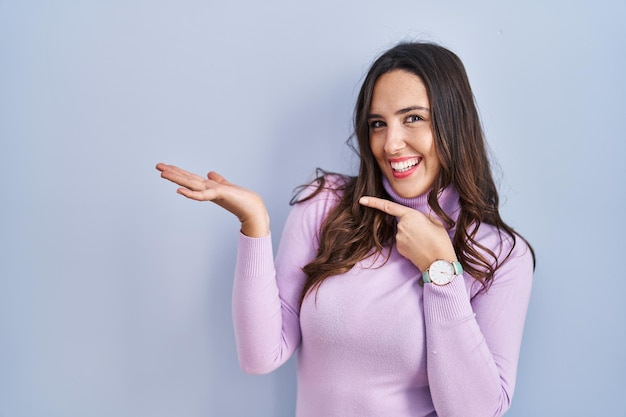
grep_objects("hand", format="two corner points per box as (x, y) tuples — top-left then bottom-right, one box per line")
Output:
(358, 196), (456, 271)
(156, 163), (270, 237)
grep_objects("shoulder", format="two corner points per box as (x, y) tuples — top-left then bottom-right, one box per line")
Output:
(471, 222), (532, 263)
(470, 223), (534, 278)
(467, 222), (534, 293)
(284, 173), (352, 235)
(292, 172), (352, 206)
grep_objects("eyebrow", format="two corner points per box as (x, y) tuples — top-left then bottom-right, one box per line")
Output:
(367, 105), (430, 119)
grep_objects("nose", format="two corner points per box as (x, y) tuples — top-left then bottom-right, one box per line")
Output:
(383, 123), (406, 155)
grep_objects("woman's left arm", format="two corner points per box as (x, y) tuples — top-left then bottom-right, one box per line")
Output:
(423, 237), (533, 417)
(359, 196), (533, 417)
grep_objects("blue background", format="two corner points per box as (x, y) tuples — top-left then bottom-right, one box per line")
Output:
(1, 1), (625, 416)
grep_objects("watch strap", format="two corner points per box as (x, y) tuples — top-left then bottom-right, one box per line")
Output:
(452, 261), (463, 275)
(422, 269), (432, 284)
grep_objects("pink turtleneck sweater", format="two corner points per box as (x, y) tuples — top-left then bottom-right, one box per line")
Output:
(232, 176), (533, 417)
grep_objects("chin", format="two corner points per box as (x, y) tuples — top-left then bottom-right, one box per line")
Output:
(391, 183), (429, 199)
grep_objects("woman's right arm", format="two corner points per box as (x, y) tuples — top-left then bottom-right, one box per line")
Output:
(232, 184), (336, 374)
(156, 164), (332, 374)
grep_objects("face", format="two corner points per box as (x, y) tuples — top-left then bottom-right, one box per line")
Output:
(368, 70), (441, 199)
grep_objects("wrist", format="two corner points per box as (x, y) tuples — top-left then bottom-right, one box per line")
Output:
(240, 213), (270, 238)
(422, 259), (463, 286)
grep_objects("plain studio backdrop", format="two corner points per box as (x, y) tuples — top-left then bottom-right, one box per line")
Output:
(1, 1), (625, 416)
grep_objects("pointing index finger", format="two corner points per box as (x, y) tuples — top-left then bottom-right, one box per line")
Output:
(359, 196), (412, 217)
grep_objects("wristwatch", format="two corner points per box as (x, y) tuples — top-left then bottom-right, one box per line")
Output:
(422, 260), (463, 285)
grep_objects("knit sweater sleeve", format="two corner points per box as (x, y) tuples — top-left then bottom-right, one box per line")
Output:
(423, 232), (534, 417)
(231, 184), (337, 374)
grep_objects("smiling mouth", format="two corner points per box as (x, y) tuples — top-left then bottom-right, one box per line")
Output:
(390, 157), (421, 173)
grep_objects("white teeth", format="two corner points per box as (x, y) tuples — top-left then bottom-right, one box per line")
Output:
(390, 158), (420, 172)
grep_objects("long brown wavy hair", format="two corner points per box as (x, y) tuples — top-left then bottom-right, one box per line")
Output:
(293, 42), (535, 305)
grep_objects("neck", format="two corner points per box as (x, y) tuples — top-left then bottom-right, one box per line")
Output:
(382, 177), (461, 226)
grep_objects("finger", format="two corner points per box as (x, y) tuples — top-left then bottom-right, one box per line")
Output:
(207, 171), (231, 186)
(425, 212), (444, 227)
(157, 163), (202, 180)
(176, 187), (219, 201)
(359, 196), (413, 217)
(158, 165), (207, 189)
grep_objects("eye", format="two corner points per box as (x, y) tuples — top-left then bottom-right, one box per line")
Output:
(369, 120), (385, 129)
(405, 115), (423, 123)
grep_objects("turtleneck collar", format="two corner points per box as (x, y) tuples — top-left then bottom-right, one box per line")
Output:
(382, 176), (461, 226)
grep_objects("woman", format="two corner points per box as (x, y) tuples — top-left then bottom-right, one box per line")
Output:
(156, 41), (534, 417)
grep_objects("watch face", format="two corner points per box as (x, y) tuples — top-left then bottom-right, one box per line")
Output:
(429, 260), (455, 285)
